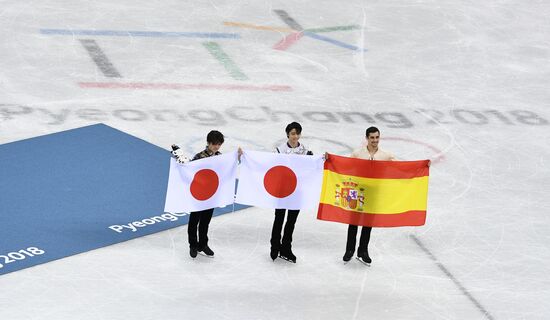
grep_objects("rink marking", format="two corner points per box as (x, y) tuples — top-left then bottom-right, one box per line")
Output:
(273, 32), (305, 51)
(79, 39), (121, 78)
(303, 31), (364, 51)
(223, 21), (361, 34)
(223, 22), (293, 33)
(202, 42), (249, 80)
(273, 9), (305, 52)
(411, 235), (495, 320)
(40, 29), (239, 39)
(274, 9), (365, 51)
(274, 9), (305, 31)
(307, 25), (361, 33)
(223, 10), (367, 52)
(223, 21), (362, 51)
(78, 82), (292, 91)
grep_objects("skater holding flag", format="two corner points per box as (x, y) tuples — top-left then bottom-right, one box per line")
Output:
(164, 130), (242, 259)
(318, 127), (430, 266)
(270, 122), (314, 263)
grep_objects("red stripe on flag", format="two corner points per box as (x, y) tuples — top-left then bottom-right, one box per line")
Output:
(325, 154), (429, 179)
(317, 203), (426, 227)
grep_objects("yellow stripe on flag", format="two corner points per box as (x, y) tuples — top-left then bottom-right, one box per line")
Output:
(319, 170), (429, 214)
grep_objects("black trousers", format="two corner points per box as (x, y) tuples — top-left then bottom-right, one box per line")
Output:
(346, 225), (372, 254)
(271, 209), (299, 250)
(188, 208), (214, 249)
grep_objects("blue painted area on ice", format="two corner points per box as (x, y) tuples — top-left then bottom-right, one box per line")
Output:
(0, 124), (248, 276)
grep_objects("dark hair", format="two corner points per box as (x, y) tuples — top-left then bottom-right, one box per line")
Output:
(365, 126), (379, 137)
(207, 130), (224, 144)
(285, 122), (302, 137)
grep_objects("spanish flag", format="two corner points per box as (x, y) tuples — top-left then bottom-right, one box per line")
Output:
(317, 154), (430, 227)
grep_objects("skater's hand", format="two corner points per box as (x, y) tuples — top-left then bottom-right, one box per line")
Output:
(171, 144), (190, 164)
(176, 155), (190, 164)
(323, 152), (329, 161)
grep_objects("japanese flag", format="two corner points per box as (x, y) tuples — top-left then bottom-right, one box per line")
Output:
(164, 151), (238, 213)
(235, 150), (324, 210)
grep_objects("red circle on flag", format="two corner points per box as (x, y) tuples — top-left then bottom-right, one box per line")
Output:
(190, 169), (219, 201)
(263, 165), (297, 198)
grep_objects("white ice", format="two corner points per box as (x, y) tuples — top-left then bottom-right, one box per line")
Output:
(1, 0), (550, 319)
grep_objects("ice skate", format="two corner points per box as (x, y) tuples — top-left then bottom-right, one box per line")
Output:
(270, 247), (279, 261)
(356, 251), (371, 266)
(279, 248), (296, 263)
(199, 245), (214, 258)
(190, 246), (198, 259)
(343, 250), (354, 263)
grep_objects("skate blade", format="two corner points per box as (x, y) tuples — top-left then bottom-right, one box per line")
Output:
(278, 255), (296, 263)
(356, 257), (371, 266)
(198, 252), (215, 258)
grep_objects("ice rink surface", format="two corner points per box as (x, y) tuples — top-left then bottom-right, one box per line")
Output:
(1, 0), (550, 319)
